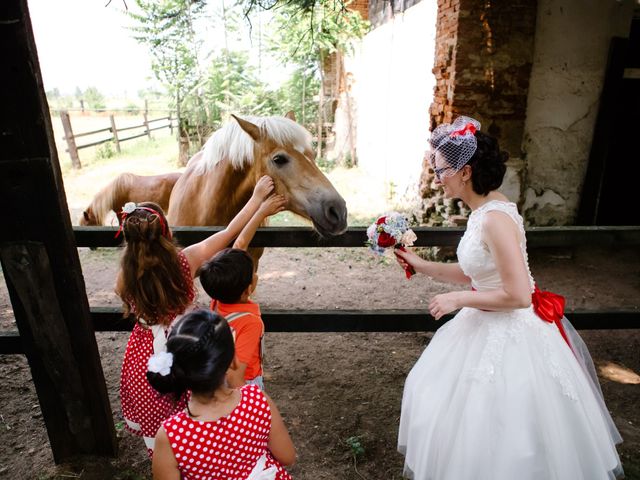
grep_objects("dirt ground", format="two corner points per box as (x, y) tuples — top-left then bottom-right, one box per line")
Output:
(0, 243), (639, 480)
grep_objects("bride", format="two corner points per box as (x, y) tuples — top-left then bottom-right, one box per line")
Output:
(395, 116), (623, 480)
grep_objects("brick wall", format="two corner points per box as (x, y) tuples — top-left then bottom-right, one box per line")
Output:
(420, 0), (537, 225)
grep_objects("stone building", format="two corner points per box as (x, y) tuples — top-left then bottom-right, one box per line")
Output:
(331, 0), (639, 226)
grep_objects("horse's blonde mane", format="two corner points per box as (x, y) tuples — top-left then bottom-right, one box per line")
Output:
(195, 116), (313, 174)
(88, 173), (135, 224)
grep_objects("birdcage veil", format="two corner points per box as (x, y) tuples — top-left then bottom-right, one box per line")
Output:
(429, 116), (481, 180)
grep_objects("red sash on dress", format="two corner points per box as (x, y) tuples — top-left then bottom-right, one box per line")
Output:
(532, 285), (570, 347)
(471, 285), (570, 347)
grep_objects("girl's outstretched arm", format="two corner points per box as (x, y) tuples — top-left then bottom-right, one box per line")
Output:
(183, 175), (275, 276)
(152, 428), (181, 480)
(233, 194), (287, 251)
(265, 393), (296, 466)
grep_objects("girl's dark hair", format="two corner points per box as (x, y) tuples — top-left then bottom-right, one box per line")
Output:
(466, 131), (509, 195)
(116, 202), (191, 326)
(147, 309), (235, 397)
(199, 248), (254, 304)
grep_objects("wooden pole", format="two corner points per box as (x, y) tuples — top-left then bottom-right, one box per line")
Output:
(168, 111), (173, 135)
(109, 114), (121, 153)
(0, 0), (117, 462)
(60, 110), (81, 169)
(143, 112), (151, 139)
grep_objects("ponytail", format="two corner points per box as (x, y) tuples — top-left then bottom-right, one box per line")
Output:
(147, 310), (235, 397)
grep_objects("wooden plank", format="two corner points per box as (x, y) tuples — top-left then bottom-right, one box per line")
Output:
(70, 126), (112, 138)
(0, 331), (23, 355)
(2, 309), (638, 355)
(0, 0), (116, 461)
(71, 226), (640, 249)
(59, 110), (81, 168)
(76, 137), (116, 150)
(109, 115), (120, 153)
(1, 244), (103, 455)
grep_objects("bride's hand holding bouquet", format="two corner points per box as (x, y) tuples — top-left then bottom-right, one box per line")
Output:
(366, 212), (417, 279)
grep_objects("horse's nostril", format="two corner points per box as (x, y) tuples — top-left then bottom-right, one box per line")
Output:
(327, 205), (340, 224)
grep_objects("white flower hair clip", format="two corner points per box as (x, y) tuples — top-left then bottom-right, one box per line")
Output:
(147, 351), (174, 376)
(122, 202), (137, 214)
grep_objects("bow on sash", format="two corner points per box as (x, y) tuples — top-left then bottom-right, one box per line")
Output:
(532, 285), (570, 347)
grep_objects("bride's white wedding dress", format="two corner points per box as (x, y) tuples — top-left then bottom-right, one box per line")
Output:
(398, 200), (622, 480)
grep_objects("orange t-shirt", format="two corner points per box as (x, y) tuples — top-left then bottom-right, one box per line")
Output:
(210, 300), (263, 380)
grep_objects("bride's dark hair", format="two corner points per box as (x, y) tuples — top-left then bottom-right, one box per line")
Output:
(467, 131), (509, 196)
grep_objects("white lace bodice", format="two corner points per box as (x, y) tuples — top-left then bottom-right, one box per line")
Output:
(457, 200), (535, 292)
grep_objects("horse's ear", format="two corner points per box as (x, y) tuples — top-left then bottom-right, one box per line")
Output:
(284, 110), (296, 122)
(231, 114), (261, 142)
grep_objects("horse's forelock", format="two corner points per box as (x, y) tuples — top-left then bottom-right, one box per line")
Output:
(197, 116), (313, 174)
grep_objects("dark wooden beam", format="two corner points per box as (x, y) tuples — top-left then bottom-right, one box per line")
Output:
(0, 0), (116, 461)
(1, 309), (638, 355)
(72, 225), (640, 249)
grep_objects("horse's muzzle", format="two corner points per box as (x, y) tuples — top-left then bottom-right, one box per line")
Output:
(311, 196), (348, 237)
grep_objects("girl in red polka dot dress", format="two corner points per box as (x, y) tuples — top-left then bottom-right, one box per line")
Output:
(116, 175), (284, 457)
(147, 309), (295, 480)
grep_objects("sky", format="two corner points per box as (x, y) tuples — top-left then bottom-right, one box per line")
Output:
(27, 0), (156, 96)
(26, 0), (288, 98)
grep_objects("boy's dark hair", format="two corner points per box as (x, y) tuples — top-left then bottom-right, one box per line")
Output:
(199, 248), (254, 304)
(147, 309), (234, 397)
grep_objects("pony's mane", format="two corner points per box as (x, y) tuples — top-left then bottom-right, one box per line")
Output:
(87, 173), (135, 224)
(195, 116), (313, 174)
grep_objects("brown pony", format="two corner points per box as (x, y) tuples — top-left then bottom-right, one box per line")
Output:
(168, 113), (348, 265)
(80, 172), (182, 226)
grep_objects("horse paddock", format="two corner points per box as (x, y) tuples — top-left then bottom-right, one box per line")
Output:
(1, 243), (639, 479)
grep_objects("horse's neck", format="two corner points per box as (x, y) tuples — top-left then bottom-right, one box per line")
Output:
(205, 162), (256, 225)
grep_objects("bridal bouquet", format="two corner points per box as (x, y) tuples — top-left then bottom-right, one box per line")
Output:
(366, 212), (417, 279)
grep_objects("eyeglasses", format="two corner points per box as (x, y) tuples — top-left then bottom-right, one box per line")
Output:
(432, 166), (455, 181)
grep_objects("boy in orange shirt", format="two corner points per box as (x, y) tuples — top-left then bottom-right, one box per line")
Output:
(200, 248), (265, 388)
(199, 194), (285, 390)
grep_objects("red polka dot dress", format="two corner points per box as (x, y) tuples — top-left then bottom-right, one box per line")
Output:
(163, 385), (292, 480)
(120, 251), (196, 457)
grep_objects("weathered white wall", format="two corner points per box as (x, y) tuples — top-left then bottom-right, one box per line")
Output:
(337, 0), (438, 204)
(522, 0), (634, 225)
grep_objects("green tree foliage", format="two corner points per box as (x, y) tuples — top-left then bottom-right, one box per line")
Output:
(83, 86), (106, 109)
(267, 1), (369, 73)
(128, 0), (206, 162)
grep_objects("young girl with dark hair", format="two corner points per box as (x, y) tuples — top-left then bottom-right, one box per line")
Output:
(117, 175), (285, 456)
(395, 117), (622, 479)
(147, 309), (295, 480)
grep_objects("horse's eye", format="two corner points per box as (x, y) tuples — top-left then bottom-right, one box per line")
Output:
(272, 154), (289, 166)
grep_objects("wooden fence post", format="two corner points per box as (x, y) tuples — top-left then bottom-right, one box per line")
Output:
(109, 114), (121, 153)
(168, 111), (173, 135)
(0, 0), (117, 461)
(143, 112), (151, 139)
(60, 110), (81, 169)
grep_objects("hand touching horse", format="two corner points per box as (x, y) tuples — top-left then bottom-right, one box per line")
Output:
(80, 172), (181, 226)
(168, 112), (348, 266)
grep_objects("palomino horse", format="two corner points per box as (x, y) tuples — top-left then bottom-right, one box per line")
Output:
(168, 112), (348, 266)
(80, 172), (181, 226)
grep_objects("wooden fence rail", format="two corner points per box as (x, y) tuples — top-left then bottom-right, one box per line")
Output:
(2, 225), (639, 355)
(59, 110), (175, 168)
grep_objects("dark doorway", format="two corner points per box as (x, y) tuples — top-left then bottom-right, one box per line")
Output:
(578, 17), (640, 225)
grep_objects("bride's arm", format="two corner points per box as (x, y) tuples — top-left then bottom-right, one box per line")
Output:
(428, 211), (532, 319)
(395, 248), (470, 285)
